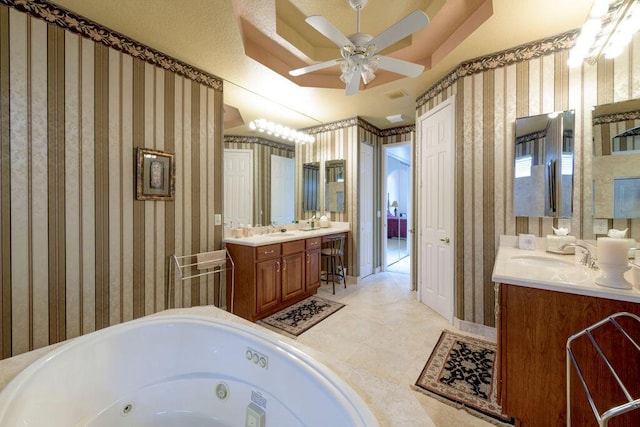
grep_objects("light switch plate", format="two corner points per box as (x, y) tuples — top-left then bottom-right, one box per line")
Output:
(214, 214), (222, 226)
(593, 218), (608, 235)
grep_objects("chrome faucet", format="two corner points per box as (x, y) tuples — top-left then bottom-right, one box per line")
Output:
(561, 243), (598, 269)
(268, 222), (276, 234)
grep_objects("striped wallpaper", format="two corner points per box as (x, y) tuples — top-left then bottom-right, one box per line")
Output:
(223, 135), (294, 228)
(417, 31), (640, 326)
(0, 2), (224, 359)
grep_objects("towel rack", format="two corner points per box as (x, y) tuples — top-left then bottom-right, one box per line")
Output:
(566, 312), (640, 426)
(167, 248), (234, 312)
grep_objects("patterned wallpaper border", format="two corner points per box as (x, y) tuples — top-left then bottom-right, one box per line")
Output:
(223, 135), (295, 152)
(2, 0), (224, 91)
(303, 116), (414, 138)
(379, 124), (414, 137)
(416, 30), (579, 107)
(593, 110), (640, 125)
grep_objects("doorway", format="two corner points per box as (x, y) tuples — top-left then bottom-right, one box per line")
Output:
(383, 142), (411, 274)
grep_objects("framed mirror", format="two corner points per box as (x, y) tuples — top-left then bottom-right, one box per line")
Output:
(325, 159), (345, 213)
(513, 110), (574, 218)
(302, 162), (320, 212)
(592, 99), (640, 218)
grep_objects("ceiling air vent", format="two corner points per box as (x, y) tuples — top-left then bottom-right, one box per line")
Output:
(384, 89), (407, 100)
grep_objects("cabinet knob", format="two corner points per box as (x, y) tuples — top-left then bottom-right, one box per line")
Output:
(276, 261), (280, 272)
(306, 254), (310, 264)
(282, 260), (287, 271)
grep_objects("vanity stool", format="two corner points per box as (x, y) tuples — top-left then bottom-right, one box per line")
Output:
(321, 235), (346, 294)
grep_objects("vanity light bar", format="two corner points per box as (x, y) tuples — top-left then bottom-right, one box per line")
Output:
(568, 0), (640, 67)
(248, 119), (315, 144)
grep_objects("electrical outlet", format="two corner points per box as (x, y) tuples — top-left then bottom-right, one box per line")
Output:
(593, 218), (608, 235)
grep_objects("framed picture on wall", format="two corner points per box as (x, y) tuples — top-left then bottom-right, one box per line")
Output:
(135, 147), (175, 201)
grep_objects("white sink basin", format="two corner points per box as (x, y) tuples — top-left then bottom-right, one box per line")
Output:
(510, 255), (575, 268)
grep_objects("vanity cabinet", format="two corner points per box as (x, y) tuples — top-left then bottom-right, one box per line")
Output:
(497, 283), (640, 426)
(226, 236), (327, 322)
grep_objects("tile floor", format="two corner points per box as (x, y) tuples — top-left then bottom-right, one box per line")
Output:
(298, 269), (495, 427)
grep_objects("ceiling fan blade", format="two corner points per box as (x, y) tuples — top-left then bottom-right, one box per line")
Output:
(305, 15), (354, 49)
(290, 58), (341, 76)
(369, 10), (429, 54)
(376, 56), (424, 77)
(345, 66), (361, 96)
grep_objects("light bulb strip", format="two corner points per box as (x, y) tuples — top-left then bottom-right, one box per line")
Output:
(248, 119), (315, 144)
(569, 0), (640, 67)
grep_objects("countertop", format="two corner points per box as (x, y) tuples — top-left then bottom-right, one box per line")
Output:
(223, 222), (350, 247)
(0, 305), (434, 427)
(492, 235), (640, 303)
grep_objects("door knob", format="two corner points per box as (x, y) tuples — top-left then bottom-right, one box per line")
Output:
(440, 237), (450, 244)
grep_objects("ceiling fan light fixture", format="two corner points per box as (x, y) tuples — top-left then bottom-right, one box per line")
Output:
(290, 3), (429, 95)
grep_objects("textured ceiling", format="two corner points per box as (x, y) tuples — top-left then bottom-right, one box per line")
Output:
(50, 0), (592, 135)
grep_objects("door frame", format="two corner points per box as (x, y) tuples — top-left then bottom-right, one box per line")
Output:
(359, 141), (374, 279)
(382, 141), (412, 274)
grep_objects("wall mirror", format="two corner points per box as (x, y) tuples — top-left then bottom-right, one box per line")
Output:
(302, 162), (320, 212)
(592, 99), (640, 218)
(325, 159), (345, 213)
(513, 110), (575, 218)
(223, 81), (322, 227)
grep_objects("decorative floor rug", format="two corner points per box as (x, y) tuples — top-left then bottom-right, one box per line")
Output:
(258, 295), (345, 337)
(412, 330), (514, 426)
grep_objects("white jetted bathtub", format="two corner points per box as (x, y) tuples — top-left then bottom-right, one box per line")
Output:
(0, 315), (378, 426)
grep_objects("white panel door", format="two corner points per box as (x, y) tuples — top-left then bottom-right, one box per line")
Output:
(417, 97), (455, 322)
(360, 142), (374, 277)
(223, 149), (253, 227)
(271, 155), (295, 225)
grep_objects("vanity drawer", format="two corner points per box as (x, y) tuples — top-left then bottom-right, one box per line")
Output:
(282, 239), (305, 255)
(255, 244), (281, 261)
(306, 237), (322, 250)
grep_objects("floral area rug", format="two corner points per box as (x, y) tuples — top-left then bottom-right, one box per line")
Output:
(257, 295), (345, 338)
(412, 330), (514, 426)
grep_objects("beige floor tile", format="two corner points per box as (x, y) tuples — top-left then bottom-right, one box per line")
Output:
(296, 267), (496, 427)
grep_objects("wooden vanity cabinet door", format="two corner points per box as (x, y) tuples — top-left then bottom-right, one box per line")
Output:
(255, 258), (281, 314)
(305, 237), (322, 291)
(282, 252), (305, 301)
(305, 248), (321, 291)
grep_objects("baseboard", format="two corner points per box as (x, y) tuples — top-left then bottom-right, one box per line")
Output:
(453, 318), (497, 341)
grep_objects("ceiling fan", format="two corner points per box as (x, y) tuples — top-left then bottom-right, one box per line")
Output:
(289, 0), (429, 96)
